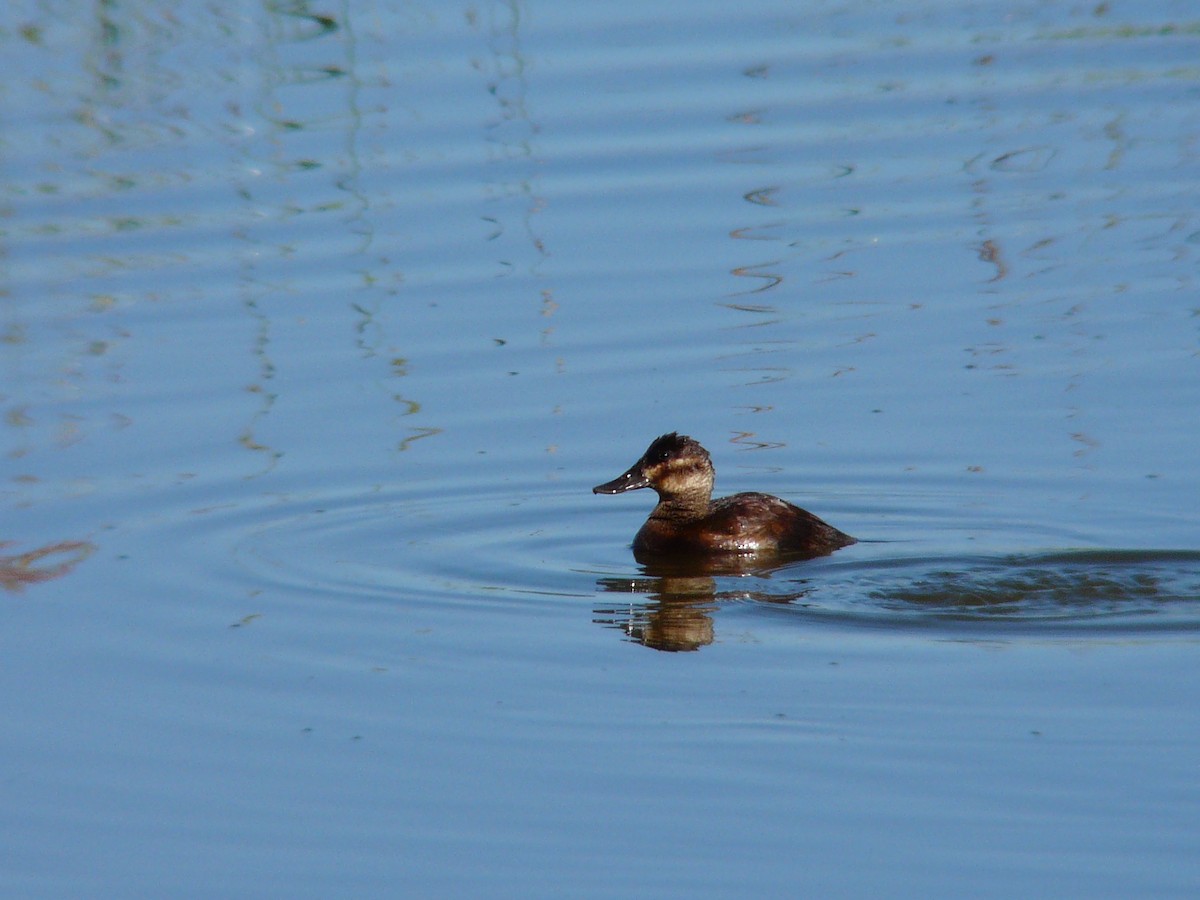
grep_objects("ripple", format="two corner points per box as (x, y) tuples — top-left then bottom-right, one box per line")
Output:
(764, 549), (1200, 634)
(171, 478), (1200, 640)
(591, 549), (1200, 649)
(226, 484), (603, 610)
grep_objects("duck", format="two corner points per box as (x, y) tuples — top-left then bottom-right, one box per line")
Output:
(593, 432), (855, 560)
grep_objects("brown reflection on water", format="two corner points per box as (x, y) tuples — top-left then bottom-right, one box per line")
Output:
(0, 540), (95, 593)
(594, 550), (1200, 649)
(594, 582), (717, 652)
(594, 555), (811, 652)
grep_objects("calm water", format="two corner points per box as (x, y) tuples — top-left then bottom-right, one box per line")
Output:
(3, 0), (1199, 896)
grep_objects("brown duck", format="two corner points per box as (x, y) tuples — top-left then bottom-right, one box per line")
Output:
(594, 432), (856, 560)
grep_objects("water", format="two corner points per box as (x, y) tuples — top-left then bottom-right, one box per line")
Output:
(3, 1), (1199, 896)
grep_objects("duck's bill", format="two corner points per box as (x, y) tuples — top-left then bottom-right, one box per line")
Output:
(592, 466), (649, 494)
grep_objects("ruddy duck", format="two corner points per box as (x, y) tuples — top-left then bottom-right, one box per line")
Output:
(593, 432), (856, 560)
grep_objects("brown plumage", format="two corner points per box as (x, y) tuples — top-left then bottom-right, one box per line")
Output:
(593, 432), (855, 560)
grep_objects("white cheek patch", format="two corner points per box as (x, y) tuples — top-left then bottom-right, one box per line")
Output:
(659, 460), (706, 494)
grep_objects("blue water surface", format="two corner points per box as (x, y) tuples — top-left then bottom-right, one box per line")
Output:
(2, 0), (1199, 896)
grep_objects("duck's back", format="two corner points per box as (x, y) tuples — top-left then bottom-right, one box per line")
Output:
(634, 492), (855, 558)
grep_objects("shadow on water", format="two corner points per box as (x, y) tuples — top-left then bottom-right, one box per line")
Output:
(593, 550), (1200, 651)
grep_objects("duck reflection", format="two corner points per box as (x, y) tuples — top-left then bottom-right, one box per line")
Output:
(594, 576), (717, 651)
(593, 555), (813, 652)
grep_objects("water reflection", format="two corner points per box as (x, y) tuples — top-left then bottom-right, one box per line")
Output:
(594, 550), (1200, 651)
(594, 583), (717, 652)
(864, 551), (1200, 623)
(0, 540), (95, 593)
(594, 554), (813, 651)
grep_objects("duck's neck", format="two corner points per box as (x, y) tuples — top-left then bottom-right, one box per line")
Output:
(650, 482), (713, 522)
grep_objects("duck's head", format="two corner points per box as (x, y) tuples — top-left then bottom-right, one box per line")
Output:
(593, 432), (715, 502)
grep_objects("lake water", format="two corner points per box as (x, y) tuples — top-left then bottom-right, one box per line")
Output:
(3, 0), (1199, 896)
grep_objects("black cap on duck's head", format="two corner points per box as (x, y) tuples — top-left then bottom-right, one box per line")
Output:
(642, 432), (704, 463)
(592, 432), (715, 500)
